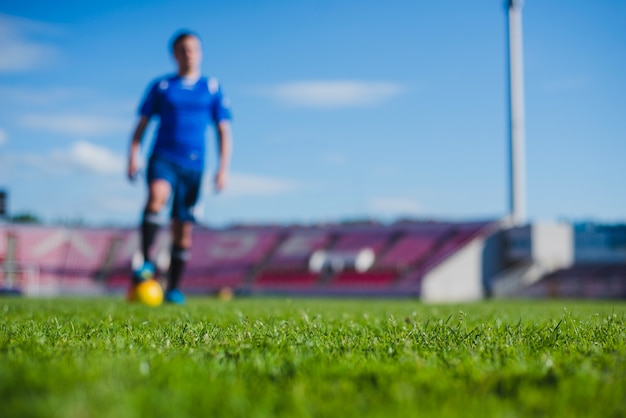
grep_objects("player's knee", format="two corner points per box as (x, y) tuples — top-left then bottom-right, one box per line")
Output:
(147, 181), (171, 210)
(146, 199), (165, 213)
(147, 192), (169, 212)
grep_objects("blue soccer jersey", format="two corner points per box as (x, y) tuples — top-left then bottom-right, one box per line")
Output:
(139, 75), (231, 170)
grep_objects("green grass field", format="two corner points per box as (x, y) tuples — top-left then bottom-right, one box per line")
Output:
(1, 297), (624, 418)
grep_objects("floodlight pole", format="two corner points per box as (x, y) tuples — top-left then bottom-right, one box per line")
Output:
(506, 0), (526, 225)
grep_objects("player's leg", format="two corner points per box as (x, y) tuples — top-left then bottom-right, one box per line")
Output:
(164, 219), (192, 303)
(142, 180), (171, 263)
(164, 165), (202, 304)
(135, 157), (174, 283)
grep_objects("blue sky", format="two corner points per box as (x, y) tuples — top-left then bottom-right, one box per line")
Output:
(0, 0), (624, 226)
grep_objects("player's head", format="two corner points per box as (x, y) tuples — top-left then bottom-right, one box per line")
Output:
(171, 30), (202, 74)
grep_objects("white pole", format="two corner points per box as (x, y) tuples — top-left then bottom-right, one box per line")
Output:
(507, 0), (527, 225)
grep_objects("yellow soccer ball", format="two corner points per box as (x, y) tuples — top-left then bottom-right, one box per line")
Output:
(135, 279), (164, 307)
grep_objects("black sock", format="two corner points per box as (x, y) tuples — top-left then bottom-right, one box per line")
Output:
(141, 210), (160, 263)
(167, 245), (189, 291)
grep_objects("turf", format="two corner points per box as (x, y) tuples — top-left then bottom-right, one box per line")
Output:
(0, 298), (624, 418)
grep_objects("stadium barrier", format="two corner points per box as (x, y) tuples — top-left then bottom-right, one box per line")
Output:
(3, 220), (622, 299)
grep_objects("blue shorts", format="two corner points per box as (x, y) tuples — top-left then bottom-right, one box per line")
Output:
(147, 155), (203, 222)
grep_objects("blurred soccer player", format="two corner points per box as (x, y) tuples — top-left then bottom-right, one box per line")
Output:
(127, 30), (232, 304)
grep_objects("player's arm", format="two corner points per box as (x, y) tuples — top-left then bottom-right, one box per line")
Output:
(214, 120), (232, 192)
(128, 116), (150, 181)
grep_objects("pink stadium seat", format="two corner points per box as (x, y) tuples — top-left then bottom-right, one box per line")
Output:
(2, 226), (124, 292)
(253, 271), (319, 289)
(329, 270), (397, 288)
(189, 229), (281, 268)
(253, 230), (330, 289)
(182, 266), (249, 292)
(61, 229), (116, 276)
(3, 221), (498, 296)
(181, 228), (283, 292)
(0, 228), (6, 287)
(106, 229), (140, 290)
(0, 228), (6, 259)
(376, 234), (441, 269)
(331, 229), (391, 254)
(13, 226), (71, 269)
(267, 230), (330, 269)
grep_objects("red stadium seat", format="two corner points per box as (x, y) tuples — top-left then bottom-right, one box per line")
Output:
(182, 228), (283, 293)
(329, 270), (397, 288)
(253, 271), (319, 289)
(1, 221), (498, 297)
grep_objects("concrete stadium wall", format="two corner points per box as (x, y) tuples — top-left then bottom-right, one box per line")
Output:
(420, 235), (488, 302)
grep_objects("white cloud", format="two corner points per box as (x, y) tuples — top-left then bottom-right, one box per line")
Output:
(1, 141), (125, 176)
(223, 172), (300, 197)
(51, 141), (125, 175)
(0, 128), (7, 145)
(19, 114), (129, 136)
(0, 14), (60, 73)
(261, 80), (405, 108)
(368, 197), (424, 216)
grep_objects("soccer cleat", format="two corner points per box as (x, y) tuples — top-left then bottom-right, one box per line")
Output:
(127, 261), (156, 303)
(132, 261), (156, 284)
(165, 288), (186, 305)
